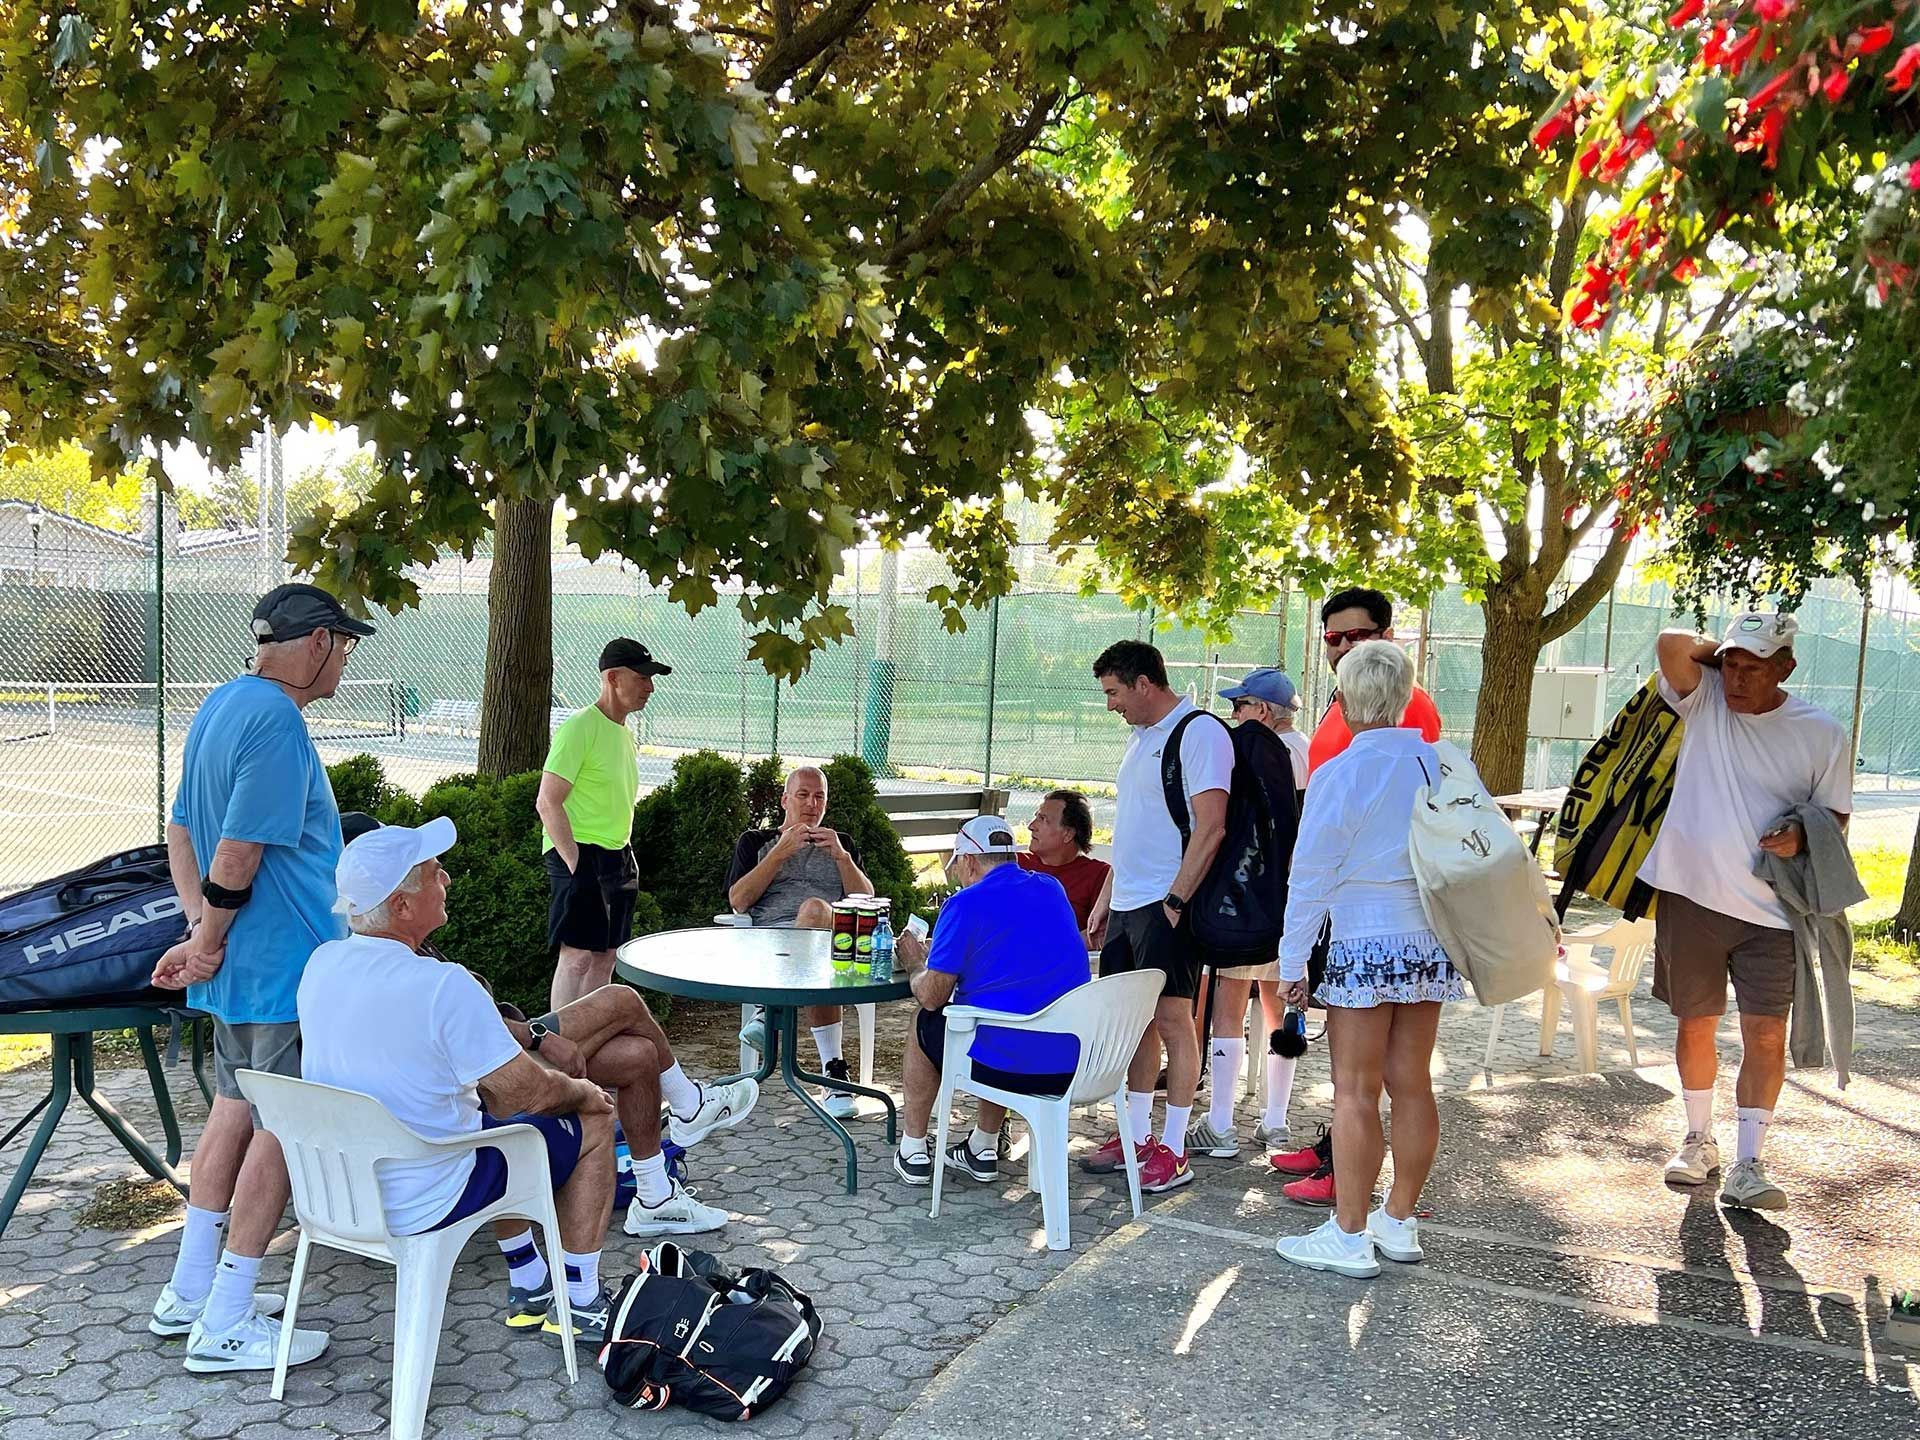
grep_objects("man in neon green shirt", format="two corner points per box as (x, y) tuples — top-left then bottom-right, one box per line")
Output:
(536, 638), (665, 1008)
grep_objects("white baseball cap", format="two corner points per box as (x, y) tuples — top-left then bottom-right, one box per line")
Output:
(335, 816), (457, 917)
(1717, 611), (1798, 661)
(951, 814), (1019, 859)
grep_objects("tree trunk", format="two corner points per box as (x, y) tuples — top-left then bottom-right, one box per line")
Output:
(1896, 816), (1920, 943)
(477, 495), (555, 777)
(1470, 588), (1545, 796)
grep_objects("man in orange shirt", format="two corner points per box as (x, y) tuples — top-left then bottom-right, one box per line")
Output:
(1305, 587), (1443, 776)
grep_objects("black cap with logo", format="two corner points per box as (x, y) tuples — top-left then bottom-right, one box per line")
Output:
(251, 583), (378, 644)
(599, 637), (672, 676)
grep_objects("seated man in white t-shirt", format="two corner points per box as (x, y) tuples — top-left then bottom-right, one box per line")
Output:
(298, 819), (750, 1346)
(1637, 613), (1851, 1212)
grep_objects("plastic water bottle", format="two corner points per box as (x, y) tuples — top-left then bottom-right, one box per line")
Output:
(870, 916), (895, 982)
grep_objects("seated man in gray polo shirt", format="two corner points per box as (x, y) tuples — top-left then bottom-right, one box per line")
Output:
(724, 766), (874, 1117)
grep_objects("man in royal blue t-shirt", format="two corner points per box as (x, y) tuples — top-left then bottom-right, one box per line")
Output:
(892, 816), (1090, 1187)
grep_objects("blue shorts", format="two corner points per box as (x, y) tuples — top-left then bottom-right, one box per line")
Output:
(426, 1112), (584, 1233)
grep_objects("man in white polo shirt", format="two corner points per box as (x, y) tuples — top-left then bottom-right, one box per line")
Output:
(1082, 640), (1233, 1195)
(1639, 612), (1851, 1211)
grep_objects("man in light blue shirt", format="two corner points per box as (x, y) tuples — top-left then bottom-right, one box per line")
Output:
(145, 583), (374, 1376)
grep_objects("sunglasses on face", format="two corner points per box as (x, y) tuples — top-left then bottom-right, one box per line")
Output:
(1323, 627), (1382, 647)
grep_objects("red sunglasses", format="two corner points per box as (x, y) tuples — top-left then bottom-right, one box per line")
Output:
(1322, 626), (1382, 647)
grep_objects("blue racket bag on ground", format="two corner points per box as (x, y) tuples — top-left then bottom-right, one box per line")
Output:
(0, 847), (185, 1012)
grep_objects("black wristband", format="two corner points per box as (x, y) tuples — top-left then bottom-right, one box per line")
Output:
(201, 876), (253, 910)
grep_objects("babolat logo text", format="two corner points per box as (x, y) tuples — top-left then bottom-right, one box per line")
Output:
(19, 897), (183, 965)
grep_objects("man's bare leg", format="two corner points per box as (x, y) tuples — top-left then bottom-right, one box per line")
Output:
(552, 943), (614, 1011)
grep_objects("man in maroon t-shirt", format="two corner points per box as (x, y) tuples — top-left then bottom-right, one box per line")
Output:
(1016, 790), (1110, 941)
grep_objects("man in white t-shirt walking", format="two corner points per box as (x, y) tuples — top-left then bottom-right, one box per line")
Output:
(1083, 641), (1233, 1194)
(1638, 613), (1851, 1211)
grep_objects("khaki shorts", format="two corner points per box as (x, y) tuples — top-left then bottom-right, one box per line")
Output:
(1652, 891), (1796, 1020)
(212, 1020), (302, 1115)
(1211, 960), (1279, 982)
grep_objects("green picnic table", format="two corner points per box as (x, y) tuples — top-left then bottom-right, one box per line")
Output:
(0, 1004), (213, 1238)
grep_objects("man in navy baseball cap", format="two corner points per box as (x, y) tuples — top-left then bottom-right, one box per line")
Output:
(1218, 667), (1299, 710)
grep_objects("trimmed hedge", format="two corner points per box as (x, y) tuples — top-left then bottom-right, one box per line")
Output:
(323, 749), (918, 1017)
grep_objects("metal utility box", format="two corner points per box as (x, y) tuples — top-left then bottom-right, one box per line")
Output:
(1529, 668), (1609, 742)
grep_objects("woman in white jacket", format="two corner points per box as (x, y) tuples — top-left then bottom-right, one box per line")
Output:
(1274, 640), (1466, 1279)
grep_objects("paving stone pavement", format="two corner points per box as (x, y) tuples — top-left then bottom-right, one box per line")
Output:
(3, 983), (1917, 1438)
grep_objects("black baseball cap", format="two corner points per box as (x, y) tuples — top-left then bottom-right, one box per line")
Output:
(599, 637), (671, 676)
(252, 583), (378, 643)
(339, 811), (382, 845)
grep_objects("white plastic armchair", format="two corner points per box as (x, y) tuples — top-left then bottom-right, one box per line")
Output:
(235, 1071), (576, 1440)
(714, 911), (875, 1083)
(1481, 917), (1655, 1078)
(929, 970), (1163, 1251)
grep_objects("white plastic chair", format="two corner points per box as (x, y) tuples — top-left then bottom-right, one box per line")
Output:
(1482, 918), (1655, 1077)
(235, 1071), (576, 1440)
(929, 970), (1163, 1251)
(714, 912), (875, 1082)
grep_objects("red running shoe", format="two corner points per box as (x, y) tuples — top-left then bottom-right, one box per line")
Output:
(1079, 1132), (1147, 1175)
(1139, 1140), (1194, 1194)
(1282, 1166), (1336, 1207)
(1270, 1126), (1332, 1177)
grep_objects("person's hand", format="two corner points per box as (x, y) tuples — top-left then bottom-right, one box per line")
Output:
(1759, 822), (1805, 859)
(771, 823), (812, 861)
(559, 844), (581, 875)
(572, 1079), (615, 1118)
(811, 827), (848, 859)
(1283, 979), (1310, 1008)
(1086, 904), (1108, 953)
(1163, 901), (1183, 930)
(896, 929), (929, 972)
(152, 933), (224, 989)
(538, 1033), (586, 1078)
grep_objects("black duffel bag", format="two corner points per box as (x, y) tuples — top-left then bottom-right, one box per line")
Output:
(599, 1241), (822, 1421)
(0, 847), (185, 1012)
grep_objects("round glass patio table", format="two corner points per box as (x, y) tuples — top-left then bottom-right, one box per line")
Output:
(615, 926), (913, 1194)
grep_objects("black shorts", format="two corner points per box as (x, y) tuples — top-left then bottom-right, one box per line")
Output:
(915, 1008), (1075, 1096)
(1098, 903), (1198, 1001)
(545, 844), (639, 952)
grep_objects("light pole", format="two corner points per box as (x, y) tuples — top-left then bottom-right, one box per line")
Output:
(27, 501), (43, 583)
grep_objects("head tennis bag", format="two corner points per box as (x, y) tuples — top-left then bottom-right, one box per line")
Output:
(0, 847), (184, 1012)
(599, 1241), (822, 1421)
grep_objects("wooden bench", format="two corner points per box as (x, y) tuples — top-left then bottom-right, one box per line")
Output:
(878, 786), (1011, 856)
(418, 699), (480, 737)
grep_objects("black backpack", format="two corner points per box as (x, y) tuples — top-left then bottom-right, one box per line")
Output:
(1160, 712), (1301, 962)
(599, 1241), (822, 1421)
(0, 847), (185, 1013)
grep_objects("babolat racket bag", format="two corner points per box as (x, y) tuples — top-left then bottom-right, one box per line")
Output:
(0, 847), (185, 1012)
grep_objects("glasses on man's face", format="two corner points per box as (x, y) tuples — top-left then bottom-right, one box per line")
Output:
(1230, 698), (1256, 714)
(333, 632), (359, 659)
(1323, 626), (1382, 648)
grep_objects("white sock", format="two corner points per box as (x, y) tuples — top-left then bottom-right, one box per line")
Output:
(1207, 1037), (1245, 1131)
(1683, 1087), (1715, 1137)
(1125, 1090), (1153, 1146)
(168, 1204), (227, 1302)
(630, 1150), (672, 1206)
(1736, 1106), (1773, 1163)
(497, 1229), (548, 1291)
(971, 1125), (1001, 1156)
(812, 1022), (844, 1068)
(201, 1249), (261, 1334)
(1263, 1055), (1298, 1132)
(1333, 1218), (1368, 1246)
(1161, 1104), (1191, 1155)
(900, 1134), (929, 1158)
(562, 1249), (601, 1307)
(660, 1062), (701, 1117)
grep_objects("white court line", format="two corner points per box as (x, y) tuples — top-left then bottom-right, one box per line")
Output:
(0, 776), (151, 811)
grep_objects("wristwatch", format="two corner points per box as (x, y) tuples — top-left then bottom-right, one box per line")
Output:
(527, 1019), (554, 1054)
(1163, 893), (1186, 913)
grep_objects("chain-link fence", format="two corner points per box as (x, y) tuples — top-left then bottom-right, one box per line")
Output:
(5, 475), (1918, 894)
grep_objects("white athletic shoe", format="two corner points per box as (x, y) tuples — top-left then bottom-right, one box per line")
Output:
(183, 1309), (328, 1373)
(1719, 1158), (1788, 1211)
(1185, 1119), (1240, 1159)
(1275, 1217), (1380, 1279)
(1366, 1208), (1425, 1264)
(669, 1077), (760, 1148)
(738, 1007), (767, 1057)
(1664, 1131), (1721, 1186)
(149, 1283), (283, 1337)
(1253, 1122), (1291, 1151)
(625, 1180), (730, 1238)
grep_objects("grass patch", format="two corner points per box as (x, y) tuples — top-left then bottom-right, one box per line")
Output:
(0, 1032), (50, 1073)
(1851, 845), (1908, 925)
(76, 1177), (182, 1231)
